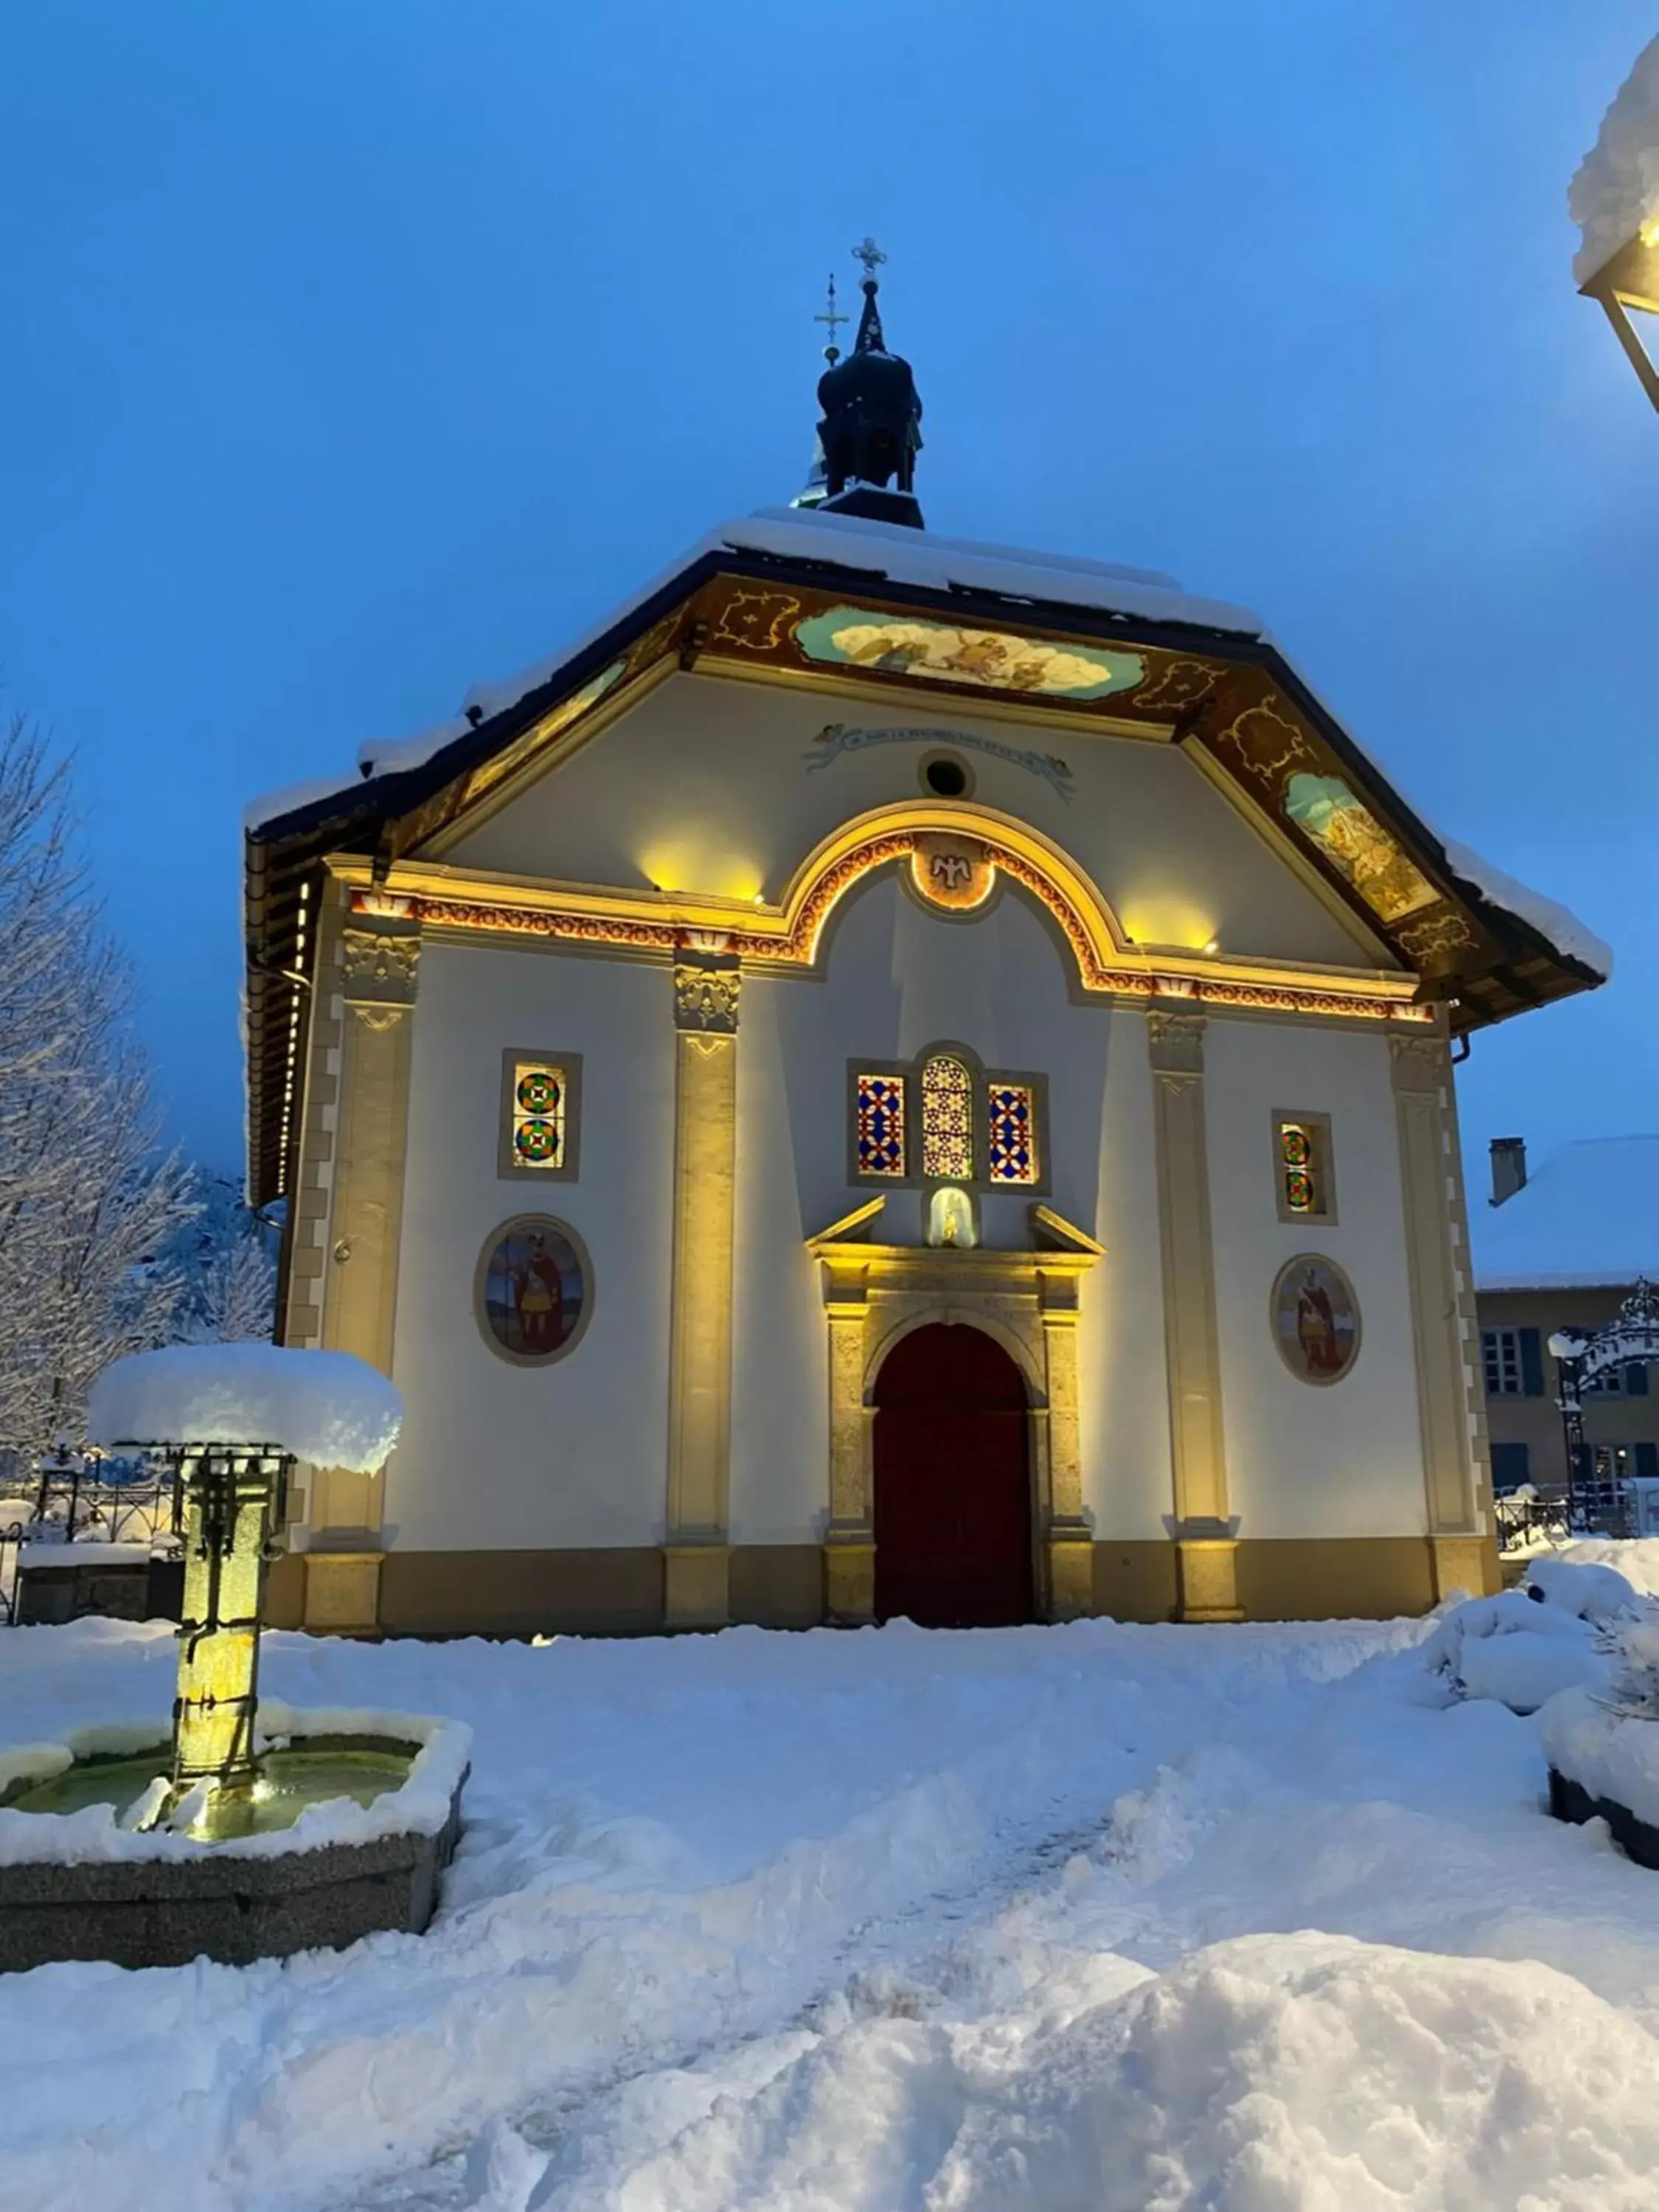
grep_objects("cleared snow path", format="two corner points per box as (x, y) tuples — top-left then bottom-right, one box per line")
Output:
(4, 1613), (1659, 2210)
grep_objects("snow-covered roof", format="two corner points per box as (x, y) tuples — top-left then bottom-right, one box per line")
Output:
(1571, 35), (1659, 284)
(1472, 1137), (1659, 1291)
(243, 508), (1264, 828)
(235, 499), (1605, 1001)
(1440, 838), (1612, 983)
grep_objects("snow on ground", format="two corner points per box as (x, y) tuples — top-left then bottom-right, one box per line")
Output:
(1557, 1534), (1659, 1596)
(4, 1609), (1659, 2211)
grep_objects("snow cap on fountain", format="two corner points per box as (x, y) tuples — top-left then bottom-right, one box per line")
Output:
(87, 1343), (403, 1472)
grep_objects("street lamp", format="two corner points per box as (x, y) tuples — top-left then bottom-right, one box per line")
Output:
(1571, 36), (1659, 408)
(1579, 224), (1659, 411)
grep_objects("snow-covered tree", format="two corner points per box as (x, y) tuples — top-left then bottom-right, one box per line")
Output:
(164, 1171), (278, 1345)
(0, 714), (196, 1462)
(191, 1227), (277, 1344)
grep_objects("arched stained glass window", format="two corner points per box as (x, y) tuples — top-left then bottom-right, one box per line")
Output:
(921, 1052), (975, 1180)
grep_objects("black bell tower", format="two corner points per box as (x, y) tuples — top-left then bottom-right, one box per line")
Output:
(808, 239), (925, 530)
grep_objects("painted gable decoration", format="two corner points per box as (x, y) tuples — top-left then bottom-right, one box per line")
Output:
(1283, 773), (1437, 925)
(242, 507), (1607, 1208)
(796, 606), (1143, 699)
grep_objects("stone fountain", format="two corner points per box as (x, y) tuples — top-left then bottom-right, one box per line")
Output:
(0, 1345), (468, 1972)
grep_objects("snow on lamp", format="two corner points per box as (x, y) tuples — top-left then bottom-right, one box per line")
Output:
(1572, 37), (1659, 411)
(86, 1343), (403, 1838)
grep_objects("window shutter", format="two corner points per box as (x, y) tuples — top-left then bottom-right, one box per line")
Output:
(1489, 1441), (1530, 1490)
(1520, 1328), (1544, 1397)
(1638, 1441), (1659, 1481)
(1627, 1363), (1650, 1397)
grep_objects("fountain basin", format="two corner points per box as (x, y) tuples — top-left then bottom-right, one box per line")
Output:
(0, 1702), (470, 1972)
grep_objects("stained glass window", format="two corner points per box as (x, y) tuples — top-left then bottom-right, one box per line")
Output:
(1279, 1120), (1320, 1215)
(512, 1061), (567, 1171)
(987, 1082), (1039, 1186)
(855, 1073), (908, 1178)
(921, 1054), (974, 1180)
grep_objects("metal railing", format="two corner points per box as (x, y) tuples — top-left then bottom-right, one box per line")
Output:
(0, 1449), (183, 1626)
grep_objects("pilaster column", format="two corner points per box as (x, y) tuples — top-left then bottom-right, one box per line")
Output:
(663, 943), (741, 1629)
(307, 913), (421, 1632)
(1038, 1271), (1093, 1619)
(1390, 1031), (1490, 1599)
(1147, 1009), (1239, 1621)
(821, 1260), (875, 1625)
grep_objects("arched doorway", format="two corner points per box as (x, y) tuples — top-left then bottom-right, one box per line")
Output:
(872, 1322), (1034, 1628)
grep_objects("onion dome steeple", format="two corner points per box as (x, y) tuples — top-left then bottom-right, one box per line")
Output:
(803, 238), (925, 529)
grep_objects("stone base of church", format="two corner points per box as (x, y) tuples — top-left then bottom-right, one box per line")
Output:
(265, 1534), (1499, 1638)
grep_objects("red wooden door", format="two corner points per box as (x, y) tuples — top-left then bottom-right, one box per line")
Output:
(872, 1323), (1034, 1628)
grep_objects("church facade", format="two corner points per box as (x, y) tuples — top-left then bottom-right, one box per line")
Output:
(245, 275), (1603, 1637)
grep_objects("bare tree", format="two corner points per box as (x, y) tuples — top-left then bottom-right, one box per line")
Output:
(0, 714), (196, 1460)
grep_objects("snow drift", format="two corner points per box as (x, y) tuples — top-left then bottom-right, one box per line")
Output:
(515, 1933), (1659, 2211)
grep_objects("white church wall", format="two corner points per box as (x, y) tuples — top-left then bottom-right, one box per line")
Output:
(726, 869), (1174, 1545)
(440, 672), (1385, 973)
(389, 942), (675, 1553)
(1078, 1018), (1177, 1542)
(1203, 1018), (1428, 1540)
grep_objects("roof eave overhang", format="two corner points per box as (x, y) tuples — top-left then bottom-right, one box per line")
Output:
(243, 544), (1603, 1206)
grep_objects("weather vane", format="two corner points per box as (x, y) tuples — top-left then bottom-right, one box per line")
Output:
(852, 235), (887, 284)
(815, 271), (848, 364)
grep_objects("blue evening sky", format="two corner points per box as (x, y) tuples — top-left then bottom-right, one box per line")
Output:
(3, 3), (1655, 1199)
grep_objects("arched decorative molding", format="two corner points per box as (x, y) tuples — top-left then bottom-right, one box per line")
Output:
(861, 1303), (1046, 1411)
(759, 800), (1138, 985)
(327, 799), (1433, 1026)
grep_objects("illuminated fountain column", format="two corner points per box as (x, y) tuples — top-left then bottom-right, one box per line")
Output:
(170, 1447), (285, 1832)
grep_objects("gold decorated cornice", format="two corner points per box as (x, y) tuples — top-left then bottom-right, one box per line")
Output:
(327, 799), (1433, 1028)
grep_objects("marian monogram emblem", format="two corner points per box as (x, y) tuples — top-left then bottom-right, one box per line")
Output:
(911, 834), (994, 914)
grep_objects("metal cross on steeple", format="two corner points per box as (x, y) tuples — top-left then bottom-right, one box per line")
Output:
(852, 235), (887, 283)
(814, 272), (849, 364)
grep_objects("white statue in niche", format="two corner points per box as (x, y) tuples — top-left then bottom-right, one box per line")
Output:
(928, 1186), (977, 1249)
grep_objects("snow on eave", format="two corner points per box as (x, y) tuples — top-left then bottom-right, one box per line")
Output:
(1260, 645), (1611, 988)
(1571, 35), (1659, 284)
(1439, 837), (1613, 982)
(243, 508), (1266, 844)
(718, 507), (1265, 637)
(243, 773), (370, 836)
(1476, 1270), (1646, 1293)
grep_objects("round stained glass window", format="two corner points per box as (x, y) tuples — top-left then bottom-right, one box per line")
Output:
(517, 1069), (562, 1116)
(514, 1118), (560, 1164)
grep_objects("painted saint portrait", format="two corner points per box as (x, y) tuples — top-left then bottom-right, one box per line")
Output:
(1281, 772), (1437, 924)
(1270, 1255), (1360, 1386)
(476, 1215), (592, 1366)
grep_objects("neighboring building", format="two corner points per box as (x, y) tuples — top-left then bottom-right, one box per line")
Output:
(1474, 1135), (1659, 1494)
(243, 268), (1607, 1638)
